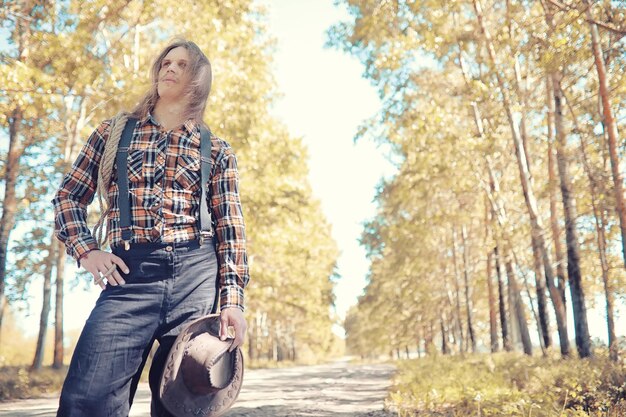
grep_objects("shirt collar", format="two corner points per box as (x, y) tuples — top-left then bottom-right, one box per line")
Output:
(140, 110), (197, 136)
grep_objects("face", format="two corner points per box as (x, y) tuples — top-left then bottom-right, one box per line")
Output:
(156, 46), (191, 101)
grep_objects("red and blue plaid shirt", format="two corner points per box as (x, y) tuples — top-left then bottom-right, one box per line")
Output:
(52, 112), (249, 311)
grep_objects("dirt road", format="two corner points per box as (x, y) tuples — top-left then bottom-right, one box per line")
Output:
(0, 360), (395, 416)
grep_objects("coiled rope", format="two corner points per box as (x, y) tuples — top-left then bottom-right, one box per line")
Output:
(92, 111), (131, 248)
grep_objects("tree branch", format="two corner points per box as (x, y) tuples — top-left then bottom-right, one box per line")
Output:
(545, 0), (626, 36)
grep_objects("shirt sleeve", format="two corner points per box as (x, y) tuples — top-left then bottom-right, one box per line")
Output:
(51, 120), (111, 265)
(210, 147), (250, 312)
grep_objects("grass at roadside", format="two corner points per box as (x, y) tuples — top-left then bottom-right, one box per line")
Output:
(0, 366), (67, 401)
(386, 351), (626, 417)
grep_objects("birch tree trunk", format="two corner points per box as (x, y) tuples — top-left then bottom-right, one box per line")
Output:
(545, 76), (572, 357)
(509, 5), (552, 350)
(474, 0), (571, 356)
(494, 245), (511, 351)
(582, 0), (626, 270)
(504, 250), (533, 355)
(487, 248), (498, 352)
(484, 195), (499, 352)
(461, 225), (476, 353)
(53, 245), (66, 368)
(440, 314), (450, 355)
(442, 264), (462, 354)
(530, 238), (551, 349)
(0, 108), (23, 340)
(565, 93), (618, 361)
(32, 238), (57, 370)
(451, 227), (465, 353)
(551, 75), (592, 358)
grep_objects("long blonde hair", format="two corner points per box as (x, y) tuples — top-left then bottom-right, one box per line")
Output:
(92, 39), (213, 247)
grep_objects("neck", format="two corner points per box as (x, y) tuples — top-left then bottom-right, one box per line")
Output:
(153, 98), (189, 130)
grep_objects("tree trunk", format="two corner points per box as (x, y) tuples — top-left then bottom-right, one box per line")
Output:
(31, 238), (57, 370)
(0, 0), (37, 342)
(552, 75), (592, 358)
(451, 228), (465, 353)
(599, 202), (618, 361)
(483, 194), (499, 353)
(460, 225), (476, 353)
(513, 54), (551, 335)
(487, 249), (498, 352)
(582, 0), (626, 270)
(424, 322), (436, 355)
(594, 181), (617, 361)
(416, 325), (423, 358)
(474, 0), (565, 356)
(545, 76), (571, 357)
(493, 245), (511, 351)
(510, 248), (546, 356)
(271, 323), (278, 362)
(530, 236), (551, 349)
(514, 53), (551, 348)
(503, 250), (532, 355)
(248, 321), (256, 361)
(565, 92), (618, 361)
(442, 267), (462, 354)
(440, 314), (450, 355)
(547, 104), (567, 306)
(53, 243), (66, 368)
(0, 108), (23, 341)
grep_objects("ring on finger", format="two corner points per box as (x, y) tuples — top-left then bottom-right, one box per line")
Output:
(102, 264), (117, 277)
(94, 265), (117, 285)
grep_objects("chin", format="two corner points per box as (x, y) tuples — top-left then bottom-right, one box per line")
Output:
(157, 89), (176, 100)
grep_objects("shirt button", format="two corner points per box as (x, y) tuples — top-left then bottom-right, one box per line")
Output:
(165, 245), (173, 252)
(153, 201), (159, 206)
(156, 181), (162, 187)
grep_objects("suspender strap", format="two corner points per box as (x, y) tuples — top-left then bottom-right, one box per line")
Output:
(116, 118), (138, 248)
(116, 119), (213, 248)
(199, 126), (214, 242)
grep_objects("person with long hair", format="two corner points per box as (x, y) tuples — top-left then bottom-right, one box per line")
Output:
(52, 38), (249, 417)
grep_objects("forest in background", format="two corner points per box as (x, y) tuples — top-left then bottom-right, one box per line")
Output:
(0, 0), (341, 373)
(329, 0), (626, 414)
(331, 0), (626, 361)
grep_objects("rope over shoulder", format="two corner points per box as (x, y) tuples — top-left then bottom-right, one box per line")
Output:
(92, 111), (131, 248)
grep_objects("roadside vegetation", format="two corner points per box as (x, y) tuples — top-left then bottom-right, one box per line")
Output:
(387, 351), (626, 417)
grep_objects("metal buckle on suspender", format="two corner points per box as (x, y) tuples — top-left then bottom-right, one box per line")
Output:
(199, 235), (205, 246)
(124, 241), (130, 251)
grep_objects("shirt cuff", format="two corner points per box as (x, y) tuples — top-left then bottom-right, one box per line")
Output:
(76, 248), (97, 268)
(220, 285), (245, 312)
(69, 238), (99, 268)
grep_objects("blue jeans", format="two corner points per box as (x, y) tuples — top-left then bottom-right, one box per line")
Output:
(57, 240), (219, 417)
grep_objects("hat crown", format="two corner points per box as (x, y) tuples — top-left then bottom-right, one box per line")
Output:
(160, 314), (244, 416)
(180, 332), (235, 395)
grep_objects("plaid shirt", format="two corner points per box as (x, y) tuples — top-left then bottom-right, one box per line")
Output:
(52, 112), (249, 311)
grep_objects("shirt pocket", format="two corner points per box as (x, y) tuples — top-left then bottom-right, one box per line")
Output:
(127, 148), (144, 183)
(174, 152), (201, 191)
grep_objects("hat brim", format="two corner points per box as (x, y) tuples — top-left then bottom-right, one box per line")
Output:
(160, 315), (244, 417)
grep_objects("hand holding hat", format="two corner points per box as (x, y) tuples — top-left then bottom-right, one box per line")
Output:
(160, 314), (244, 417)
(220, 307), (247, 352)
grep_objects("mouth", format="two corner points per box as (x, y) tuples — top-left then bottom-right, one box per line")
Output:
(162, 78), (176, 83)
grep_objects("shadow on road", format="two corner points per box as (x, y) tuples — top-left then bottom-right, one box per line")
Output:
(223, 361), (396, 417)
(0, 360), (396, 417)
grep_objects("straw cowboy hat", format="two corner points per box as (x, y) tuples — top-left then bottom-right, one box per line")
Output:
(159, 314), (244, 417)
